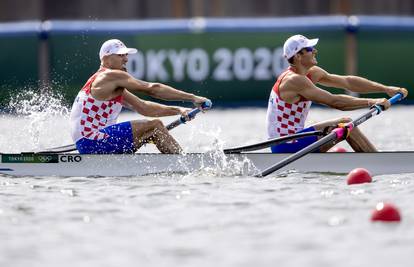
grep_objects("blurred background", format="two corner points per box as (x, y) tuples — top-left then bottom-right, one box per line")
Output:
(1, 0), (413, 109)
(2, 0), (414, 20)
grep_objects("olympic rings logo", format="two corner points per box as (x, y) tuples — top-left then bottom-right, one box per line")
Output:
(38, 155), (54, 163)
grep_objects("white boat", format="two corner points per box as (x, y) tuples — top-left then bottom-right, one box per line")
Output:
(1, 151), (414, 177)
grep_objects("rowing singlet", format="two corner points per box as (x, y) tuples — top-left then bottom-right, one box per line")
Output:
(266, 68), (312, 139)
(70, 68), (124, 142)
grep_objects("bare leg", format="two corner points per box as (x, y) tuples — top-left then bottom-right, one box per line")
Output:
(130, 119), (183, 154)
(345, 127), (377, 152)
(309, 117), (377, 152)
(310, 117), (350, 152)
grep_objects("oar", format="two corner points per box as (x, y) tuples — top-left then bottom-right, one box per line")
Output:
(257, 93), (404, 177)
(223, 130), (324, 153)
(37, 144), (77, 153)
(166, 100), (212, 130)
(36, 100), (212, 154)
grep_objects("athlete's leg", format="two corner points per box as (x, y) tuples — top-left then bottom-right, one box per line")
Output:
(345, 127), (377, 152)
(130, 119), (182, 154)
(309, 117), (377, 152)
(309, 117), (350, 152)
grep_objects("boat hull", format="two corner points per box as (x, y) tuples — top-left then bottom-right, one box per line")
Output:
(1, 152), (413, 177)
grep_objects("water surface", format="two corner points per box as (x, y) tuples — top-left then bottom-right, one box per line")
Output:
(1, 98), (413, 267)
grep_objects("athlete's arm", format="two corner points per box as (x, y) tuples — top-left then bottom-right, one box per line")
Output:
(288, 74), (389, 111)
(122, 90), (188, 117)
(311, 66), (408, 98)
(108, 70), (208, 105)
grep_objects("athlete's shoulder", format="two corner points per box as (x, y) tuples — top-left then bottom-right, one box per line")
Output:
(284, 71), (310, 85)
(282, 75), (314, 98)
(98, 68), (130, 81)
(308, 66), (328, 80)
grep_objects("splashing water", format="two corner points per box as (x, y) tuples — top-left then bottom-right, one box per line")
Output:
(186, 123), (224, 152)
(196, 152), (259, 177)
(7, 88), (70, 149)
(180, 124), (259, 177)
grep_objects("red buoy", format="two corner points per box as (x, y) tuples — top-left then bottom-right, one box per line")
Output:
(347, 168), (372, 185)
(329, 147), (347, 152)
(371, 202), (401, 222)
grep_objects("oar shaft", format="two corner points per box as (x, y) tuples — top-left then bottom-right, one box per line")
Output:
(166, 107), (202, 130)
(37, 144), (77, 154)
(224, 131), (323, 153)
(257, 132), (336, 177)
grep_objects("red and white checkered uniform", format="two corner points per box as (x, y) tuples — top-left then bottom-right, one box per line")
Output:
(266, 68), (312, 139)
(70, 68), (124, 142)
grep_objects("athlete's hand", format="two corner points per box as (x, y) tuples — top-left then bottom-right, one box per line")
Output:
(179, 108), (193, 121)
(192, 96), (212, 111)
(320, 117), (352, 134)
(369, 98), (391, 110)
(385, 86), (408, 99)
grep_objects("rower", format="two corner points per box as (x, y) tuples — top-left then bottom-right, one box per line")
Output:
(266, 34), (408, 153)
(70, 39), (210, 154)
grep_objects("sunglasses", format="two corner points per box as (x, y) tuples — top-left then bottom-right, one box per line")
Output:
(303, 47), (314, 52)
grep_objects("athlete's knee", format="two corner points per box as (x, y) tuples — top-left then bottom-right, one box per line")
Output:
(349, 125), (362, 134)
(339, 117), (351, 123)
(150, 119), (165, 129)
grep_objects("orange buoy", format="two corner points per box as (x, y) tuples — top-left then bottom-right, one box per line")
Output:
(347, 168), (372, 185)
(329, 147), (347, 152)
(371, 202), (401, 222)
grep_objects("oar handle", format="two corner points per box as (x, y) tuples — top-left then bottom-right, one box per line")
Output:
(334, 93), (404, 141)
(373, 92), (404, 114)
(166, 100), (212, 130)
(181, 100), (212, 123)
(388, 92), (404, 105)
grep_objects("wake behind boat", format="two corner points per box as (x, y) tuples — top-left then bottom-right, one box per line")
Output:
(1, 151), (414, 177)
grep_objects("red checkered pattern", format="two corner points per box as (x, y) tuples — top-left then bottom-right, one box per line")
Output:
(273, 96), (311, 136)
(79, 96), (118, 140)
(266, 68), (312, 138)
(71, 68), (124, 141)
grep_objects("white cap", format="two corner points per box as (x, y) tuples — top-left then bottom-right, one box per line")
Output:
(99, 39), (138, 60)
(283, 35), (319, 59)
